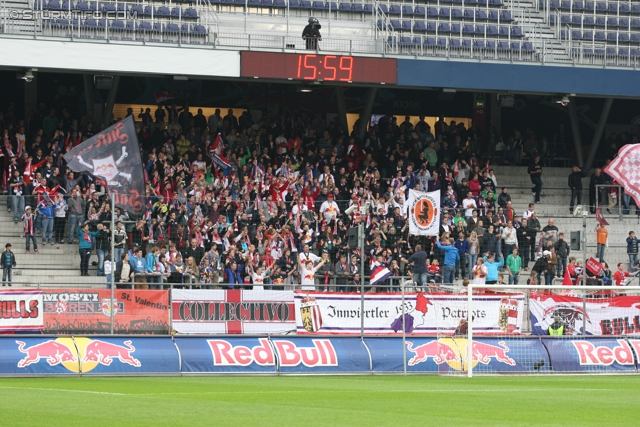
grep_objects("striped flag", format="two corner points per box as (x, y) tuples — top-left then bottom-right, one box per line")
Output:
(209, 133), (231, 171)
(370, 260), (392, 287)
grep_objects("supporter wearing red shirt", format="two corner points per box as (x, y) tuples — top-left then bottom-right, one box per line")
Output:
(563, 257), (581, 285)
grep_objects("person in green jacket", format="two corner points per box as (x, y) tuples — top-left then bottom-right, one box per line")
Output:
(506, 247), (522, 285)
(548, 315), (564, 336)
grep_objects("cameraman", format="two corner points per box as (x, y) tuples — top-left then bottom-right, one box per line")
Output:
(302, 17), (321, 50)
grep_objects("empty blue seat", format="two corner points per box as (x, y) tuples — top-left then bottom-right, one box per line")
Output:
(607, 2), (617, 13)
(139, 21), (152, 31)
(618, 48), (629, 56)
(607, 32), (617, 42)
(311, 1), (323, 9)
(399, 36), (412, 46)
(402, 5), (414, 16)
(184, 8), (197, 18)
(75, 1), (87, 11)
(450, 38), (461, 48)
(511, 26), (523, 37)
(573, 1), (584, 10)
(465, 0), (477, 4)
(510, 41), (521, 50)
(583, 16), (594, 25)
(486, 25), (498, 35)
(377, 4), (387, 13)
(463, 9), (474, 19)
(376, 19), (385, 29)
(351, 3), (363, 12)
(363, 4), (372, 13)
(171, 7), (182, 17)
(439, 7), (450, 18)
(299, 1), (312, 9)
(130, 5), (143, 15)
(522, 42), (534, 52)
(474, 24), (484, 35)
(451, 23), (461, 33)
(451, 0), (462, 4)
(500, 11), (513, 21)
(595, 2), (606, 12)
(425, 37), (437, 46)
(389, 19), (401, 30)
(595, 16), (605, 26)
(414, 6), (425, 16)
(412, 36), (423, 46)
(632, 19), (640, 29)
(632, 48), (640, 56)
(487, 10), (497, 20)
(152, 22), (163, 32)
(156, 6), (170, 17)
(462, 24), (475, 34)
(619, 33), (630, 42)
(143, 6), (154, 16)
(594, 31), (606, 41)
(451, 8), (463, 18)
(325, 2), (337, 10)
(549, 0), (560, 8)
(499, 25), (509, 36)
(112, 20), (125, 30)
(338, 3), (350, 11)
(401, 20), (411, 30)
(166, 23), (179, 33)
(438, 22), (451, 33)
(102, 3), (115, 13)
(571, 29), (582, 39)
(388, 5), (401, 14)
(486, 40), (496, 50)
(427, 7), (438, 17)
(620, 3), (631, 13)
(620, 17), (629, 27)
(462, 39), (472, 48)
(83, 17), (97, 28)
(498, 41), (509, 49)
(273, 0), (286, 7)
(606, 47), (617, 57)
(414, 21), (427, 31)
(474, 39), (485, 49)
(560, 15), (571, 24)
(489, 0), (503, 5)
(476, 0), (487, 5)
(631, 33), (640, 42)
(607, 17), (619, 27)
(571, 15), (581, 25)
(427, 21), (437, 31)
(192, 24), (207, 35)
(559, 0), (570, 9)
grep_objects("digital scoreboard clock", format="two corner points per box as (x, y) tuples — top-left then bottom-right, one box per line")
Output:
(240, 51), (397, 84)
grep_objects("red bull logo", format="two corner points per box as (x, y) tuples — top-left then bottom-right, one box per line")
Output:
(15, 337), (141, 372)
(83, 340), (140, 367)
(207, 339), (338, 367)
(406, 338), (516, 370)
(573, 340), (634, 366)
(16, 340), (77, 368)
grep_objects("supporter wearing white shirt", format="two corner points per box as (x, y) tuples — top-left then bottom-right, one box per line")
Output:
(298, 244), (320, 265)
(522, 203), (535, 220)
(462, 192), (477, 218)
(300, 258), (327, 291)
(319, 194), (340, 222)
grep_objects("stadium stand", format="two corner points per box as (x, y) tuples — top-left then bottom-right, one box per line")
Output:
(0, 0), (636, 66)
(0, 100), (637, 288)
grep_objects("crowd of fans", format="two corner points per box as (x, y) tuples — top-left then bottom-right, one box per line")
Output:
(0, 102), (637, 290)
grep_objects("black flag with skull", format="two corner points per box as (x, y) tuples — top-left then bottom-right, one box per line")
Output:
(64, 116), (146, 213)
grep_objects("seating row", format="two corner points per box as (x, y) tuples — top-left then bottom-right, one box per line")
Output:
(389, 35), (534, 51)
(554, 14), (640, 27)
(542, 0), (640, 14)
(379, 19), (523, 36)
(36, 1), (198, 18)
(567, 28), (640, 41)
(46, 18), (207, 33)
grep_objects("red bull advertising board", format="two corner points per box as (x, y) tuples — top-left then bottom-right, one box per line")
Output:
(0, 336), (180, 375)
(542, 338), (637, 372)
(366, 337), (550, 373)
(43, 289), (170, 334)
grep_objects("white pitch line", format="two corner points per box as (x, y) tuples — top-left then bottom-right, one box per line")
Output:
(0, 386), (127, 396)
(145, 388), (615, 396)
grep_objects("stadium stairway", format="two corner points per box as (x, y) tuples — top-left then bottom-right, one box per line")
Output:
(0, 195), (104, 288)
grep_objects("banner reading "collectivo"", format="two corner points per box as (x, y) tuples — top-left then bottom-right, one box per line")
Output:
(294, 292), (525, 335)
(171, 289), (296, 334)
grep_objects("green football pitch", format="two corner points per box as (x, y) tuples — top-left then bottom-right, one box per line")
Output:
(0, 375), (638, 426)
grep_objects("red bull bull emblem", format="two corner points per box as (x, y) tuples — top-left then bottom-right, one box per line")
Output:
(406, 338), (516, 370)
(16, 339), (77, 368)
(15, 337), (141, 372)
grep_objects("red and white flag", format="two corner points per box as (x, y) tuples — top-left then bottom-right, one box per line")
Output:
(603, 144), (640, 206)
(209, 133), (230, 170)
(595, 206), (609, 226)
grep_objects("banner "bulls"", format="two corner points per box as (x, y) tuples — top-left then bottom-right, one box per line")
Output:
(64, 116), (145, 212)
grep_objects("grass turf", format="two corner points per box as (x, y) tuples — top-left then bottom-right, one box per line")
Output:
(0, 375), (638, 426)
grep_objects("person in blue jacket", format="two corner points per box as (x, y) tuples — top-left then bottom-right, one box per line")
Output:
(77, 222), (102, 276)
(483, 251), (504, 284)
(224, 261), (243, 290)
(129, 247), (148, 280)
(454, 231), (470, 280)
(436, 235), (460, 285)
